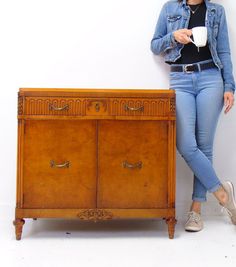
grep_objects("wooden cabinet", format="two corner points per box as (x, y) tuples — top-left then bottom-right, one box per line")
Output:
(14, 88), (176, 240)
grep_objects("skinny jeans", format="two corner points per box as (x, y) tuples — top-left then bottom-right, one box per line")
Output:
(169, 59), (224, 202)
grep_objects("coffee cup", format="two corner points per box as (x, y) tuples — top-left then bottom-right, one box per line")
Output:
(189, 26), (207, 48)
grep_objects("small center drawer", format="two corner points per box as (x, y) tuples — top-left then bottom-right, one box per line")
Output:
(85, 99), (109, 115)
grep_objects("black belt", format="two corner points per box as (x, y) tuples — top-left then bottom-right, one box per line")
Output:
(170, 61), (216, 73)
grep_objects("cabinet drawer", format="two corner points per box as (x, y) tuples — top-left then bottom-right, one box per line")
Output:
(85, 99), (109, 116)
(24, 97), (85, 115)
(110, 98), (171, 116)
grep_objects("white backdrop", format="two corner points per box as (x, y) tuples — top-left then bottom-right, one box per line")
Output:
(0, 0), (235, 216)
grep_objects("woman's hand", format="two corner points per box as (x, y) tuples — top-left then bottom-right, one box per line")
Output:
(224, 91), (234, 114)
(173, 29), (192, 44)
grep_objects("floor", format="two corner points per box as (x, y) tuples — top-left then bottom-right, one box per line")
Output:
(2, 204), (236, 267)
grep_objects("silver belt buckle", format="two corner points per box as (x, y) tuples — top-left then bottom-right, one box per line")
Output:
(184, 64), (194, 73)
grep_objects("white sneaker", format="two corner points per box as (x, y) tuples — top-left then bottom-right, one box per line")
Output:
(185, 211), (203, 232)
(219, 181), (236, 225)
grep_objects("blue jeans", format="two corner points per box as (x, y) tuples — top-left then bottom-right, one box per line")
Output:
(169, 59), (224, 202)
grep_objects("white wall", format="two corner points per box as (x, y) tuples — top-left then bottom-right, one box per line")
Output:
(0, 0), (235, 216)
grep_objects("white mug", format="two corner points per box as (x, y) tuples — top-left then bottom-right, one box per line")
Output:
(189, 26), (207, 48)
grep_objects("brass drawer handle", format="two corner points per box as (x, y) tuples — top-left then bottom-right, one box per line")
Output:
(124, 104), (144, 112)
(49, 103), (69, 111)
(122, 160), (142, 169)
(50, 160), (70, 168)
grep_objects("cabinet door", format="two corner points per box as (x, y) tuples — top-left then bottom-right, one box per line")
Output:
(97, 120), (169, 208)
(23, 120), (97, 208)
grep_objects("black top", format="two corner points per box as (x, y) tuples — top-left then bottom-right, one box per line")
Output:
(173, 1), (212, 64)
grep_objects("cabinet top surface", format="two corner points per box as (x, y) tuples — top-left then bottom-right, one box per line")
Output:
(18, 88), (175, 98)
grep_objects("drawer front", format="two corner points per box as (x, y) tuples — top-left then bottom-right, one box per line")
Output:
(24, 97), (86, 115)
(110, 98), (171, 116)
(85, 99), (109, 116)
(21, 96), (174, 117)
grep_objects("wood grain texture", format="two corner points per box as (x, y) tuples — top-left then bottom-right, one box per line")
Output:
(14, 88), (176, 239)
(13, 218), (25, 240)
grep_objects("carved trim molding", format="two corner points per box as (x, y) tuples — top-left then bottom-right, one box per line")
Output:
(170, 98), (175, 115)
(24, 97), (85, 115)
(77, 209), (113, 222)
(110, 98), (170, 116)
(18, 95), (23, 115)
(19, 96), (175, 117)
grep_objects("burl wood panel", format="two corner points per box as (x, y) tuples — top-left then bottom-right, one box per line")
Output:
(23, 119), (97, 208)
(98, 120), (168, 208)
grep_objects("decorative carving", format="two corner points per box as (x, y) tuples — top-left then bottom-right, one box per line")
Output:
(24, 97), (85, 115)
(170, 98), (175, 115)
(77, 209), (113, 222)
(165, 217), (177, 239)
(13, 218), (25, 240)
(23, 97), (174, 117)
(18, 95), (23, 115)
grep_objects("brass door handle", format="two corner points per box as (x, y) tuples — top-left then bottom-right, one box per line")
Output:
(122, 160), (142, 169)
(50, 160), (70, 168)
(49, 103), (69, 111)
(124, 104), (144, 111)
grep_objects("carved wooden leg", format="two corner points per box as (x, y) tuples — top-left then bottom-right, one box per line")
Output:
(165, 217), (177, 239)
(13, 218), (25, 240)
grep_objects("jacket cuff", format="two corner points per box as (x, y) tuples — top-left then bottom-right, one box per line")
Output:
(224, 84), (235, 94)
(164, 32), (178, 52)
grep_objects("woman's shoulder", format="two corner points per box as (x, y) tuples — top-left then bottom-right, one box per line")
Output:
(161, 0), (180, 11)
(164, 0), (179, 6)
(209, 2), (226, 17)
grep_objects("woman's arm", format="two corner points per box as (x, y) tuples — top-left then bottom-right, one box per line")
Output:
(217, 6), (235, 95)
(150, 3), (191, 55)
(150, 3), (177, 54)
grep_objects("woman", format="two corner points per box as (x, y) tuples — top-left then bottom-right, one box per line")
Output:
(151, 0), (236, 232)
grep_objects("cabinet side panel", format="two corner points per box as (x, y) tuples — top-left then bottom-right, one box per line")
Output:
(16, 119), (24, 208)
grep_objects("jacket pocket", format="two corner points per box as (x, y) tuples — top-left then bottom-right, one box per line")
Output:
(167, 15), (182, 31)
(167, 15), (182, 22)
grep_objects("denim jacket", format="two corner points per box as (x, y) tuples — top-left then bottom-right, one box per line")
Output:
(150, 0), (235, 94)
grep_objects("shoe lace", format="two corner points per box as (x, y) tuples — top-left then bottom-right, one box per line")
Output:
(187, 211), (201, 223)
